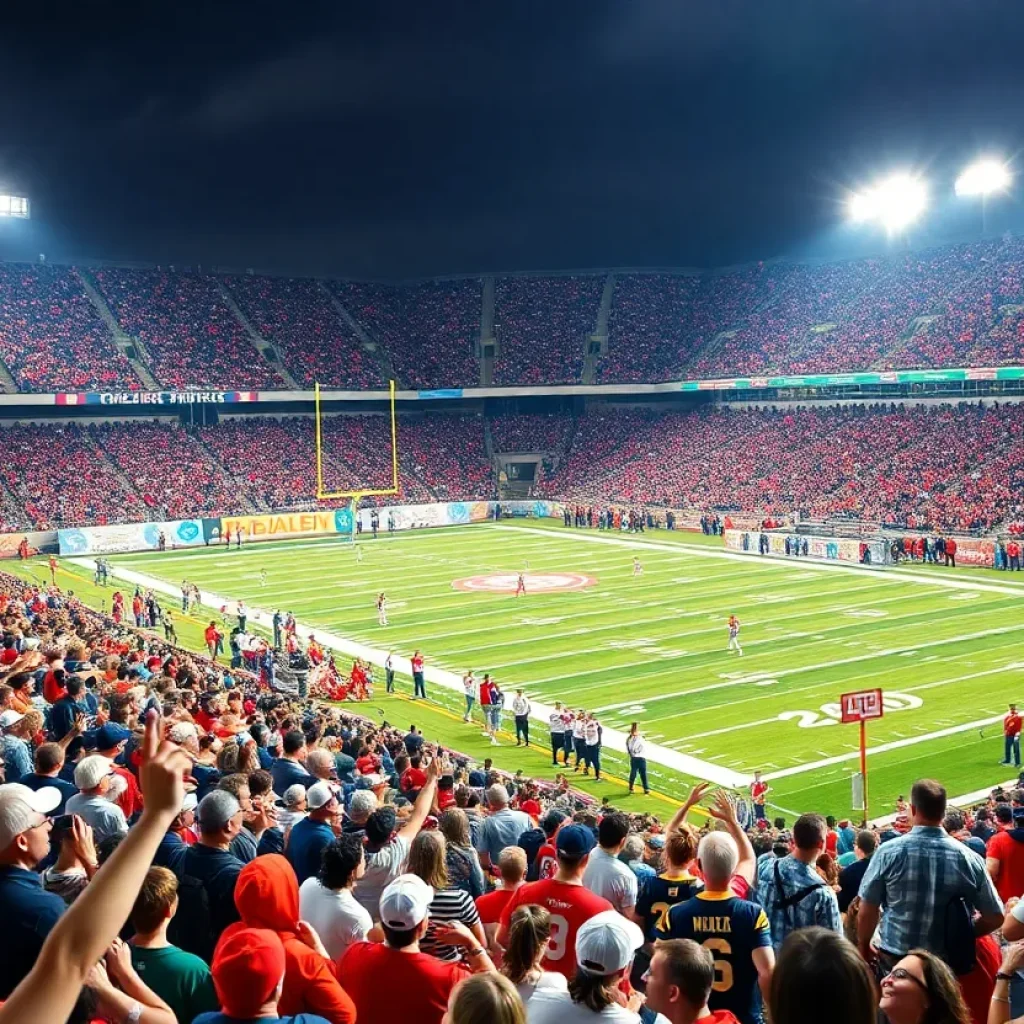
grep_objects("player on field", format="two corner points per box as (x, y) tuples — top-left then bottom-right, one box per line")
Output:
(259, 568), (268, 587)
(515, 572), (527, 597)
(355, 544), (364, 563)
(377, 592), (388, 626)
(656, 830), (774, 1024)
(633, 556), (643, 576)
(727, 614), (742, 656)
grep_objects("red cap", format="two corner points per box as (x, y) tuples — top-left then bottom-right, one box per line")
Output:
(212, 928), (285, 1017)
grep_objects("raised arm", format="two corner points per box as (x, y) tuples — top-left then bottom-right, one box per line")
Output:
(666, 781), (712, 834)
(708, 790), (756, 885)
(0, 712), (190, 1024)
(396, 754), (440, 842)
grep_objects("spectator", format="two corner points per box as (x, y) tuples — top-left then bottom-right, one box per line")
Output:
(857, 780), (1003, 972)
(153, 792), (198, 876)
(218, 854), (356, 1024)
(408, 829), (486, 963)
(66, 754), (130, 842)
(643, 937), (733, 1024)
(338, 873), (496, 1024)
(524, 909), (647, 1023)
(286, 780), (342, 885)
(0, 783), (65, 996)
(984, 804), (1024, 904)
(440, 807), (487, 897)
(657, 831), (774, 1024)
(499, 903), (568, 1005)
(128, 865), (219, 1023)
(444, 972), (527, 1024)
(767, 928), (878, 1024)
(633, 820), (702, 941)
(40, 812), (98, 904)
(356, 756), (439, 920)
(477, 783), (532, 871)
(271, 730), (318, 794)
(178, 791), (246, 961)
(878, 948), (970, 1024)
(497, 823), (614, 979)
(476, 846), (528, 957)
(298, 834), (373, 962)
(756, 812), (841, 954)
(21, 741), (76, 814)
(0, 711), (33, 783)
(837, 830), (876, 914)
(583, 811), (639, 915)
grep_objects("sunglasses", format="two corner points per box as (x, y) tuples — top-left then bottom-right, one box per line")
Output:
(885, 967), (929, 993)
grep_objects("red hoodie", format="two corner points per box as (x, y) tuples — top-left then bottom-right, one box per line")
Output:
(217, 854), (356, 1024)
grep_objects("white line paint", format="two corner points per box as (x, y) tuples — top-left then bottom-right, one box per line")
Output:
(76, 556), (748, 789)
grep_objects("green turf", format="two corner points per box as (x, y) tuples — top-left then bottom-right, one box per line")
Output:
(34, 519), (1024, 820)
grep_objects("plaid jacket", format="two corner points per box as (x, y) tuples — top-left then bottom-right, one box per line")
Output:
(858, 825), (1003, 956)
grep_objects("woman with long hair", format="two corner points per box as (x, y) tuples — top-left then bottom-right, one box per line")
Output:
(879, 949), (970, 1024)
(444, 972), (525, 1024)
(408, 830), (486, 962)
(500, 905), (567, 1003)
(439, 808), (486, 898)
(770, 927), (877, 1024)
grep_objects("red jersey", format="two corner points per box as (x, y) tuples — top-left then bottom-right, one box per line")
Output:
(1005, 713), (1022, 738)
(985, 830), (1024, 903)
(750, 781), (768, 805)
(338, 941), (468, 1024)
(475, 886), (518, 925)
(411, 654), (424, 674)
(536, 841), (557, 879)
(500, 878), (613, 978)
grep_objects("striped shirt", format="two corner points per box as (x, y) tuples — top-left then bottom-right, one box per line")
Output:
(420, 887), (482, 962)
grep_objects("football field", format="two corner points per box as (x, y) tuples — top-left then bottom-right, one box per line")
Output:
(90, 519), (1024, 819)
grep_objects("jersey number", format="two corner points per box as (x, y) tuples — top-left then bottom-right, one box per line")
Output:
(652, 902), (673, 933)
(547, 914), (569, 960)
(703, 938), (733, 992)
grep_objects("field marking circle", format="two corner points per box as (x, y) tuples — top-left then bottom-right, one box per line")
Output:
(452, 572), (597, 594)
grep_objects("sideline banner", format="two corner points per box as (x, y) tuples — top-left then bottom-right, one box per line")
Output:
(218, 510), (353, 542)
(724, 529), (888, 566)
(58, 519), (205, 556)
(955, 537), (995, 568)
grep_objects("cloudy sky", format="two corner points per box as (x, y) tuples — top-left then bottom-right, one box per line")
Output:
(1, 0), (1022, 278)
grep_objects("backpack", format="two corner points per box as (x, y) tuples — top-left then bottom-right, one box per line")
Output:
(518, 828), (546, 881)
(773, 860), (826, 929)
(943, 895), (977, 976)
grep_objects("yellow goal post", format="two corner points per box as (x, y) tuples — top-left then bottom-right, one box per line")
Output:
(314, 379), (400, 501)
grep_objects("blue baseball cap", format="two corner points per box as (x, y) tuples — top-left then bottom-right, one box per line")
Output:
(556, 823), (597, 857)
(95, 723), (132, 749)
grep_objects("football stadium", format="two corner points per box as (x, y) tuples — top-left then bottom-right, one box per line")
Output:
(3, 6), (1024, 1023)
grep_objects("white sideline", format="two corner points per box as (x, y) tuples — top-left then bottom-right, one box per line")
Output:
(72, 557), (749, 789)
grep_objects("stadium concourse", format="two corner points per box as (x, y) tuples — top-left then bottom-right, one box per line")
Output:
(0, 404), (1023, 534)
(0, 238), (1024, 392)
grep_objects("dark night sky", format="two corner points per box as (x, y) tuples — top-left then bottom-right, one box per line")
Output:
(1, 1), (1023, 279)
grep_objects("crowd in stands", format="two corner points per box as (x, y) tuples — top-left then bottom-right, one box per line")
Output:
(1, 566), (1023, 1024)
(94, 268), (283, 391)
(0, 264), (141, 393)
(494, 276), (604, 385)
(3, 403), (1024, 533)
(225, 275), (383, 389)
(333, 280), (482, 388)
(539, 402), (1024, 533)
(489, 414), (572, 454)
(91, 422), (242, 520)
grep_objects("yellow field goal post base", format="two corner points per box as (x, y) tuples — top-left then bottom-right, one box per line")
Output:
(314, 381), (400, 536)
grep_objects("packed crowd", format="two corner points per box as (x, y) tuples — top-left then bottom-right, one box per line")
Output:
(334, 280), (482, 389)
(0, 567), (1023, 1024)
(94, 268), (283, 391)
(493, 276), (605, 386)
(539, 402), (1024, 532)
(489, 415), (573, 454)
(224, 275), (383, 390)
(0, 264), (141, 393)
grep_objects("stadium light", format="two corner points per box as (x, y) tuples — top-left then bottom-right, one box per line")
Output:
(0, 195), (29, 218)
(955, 158), (1012, 198)
(847, 173), (928, 233)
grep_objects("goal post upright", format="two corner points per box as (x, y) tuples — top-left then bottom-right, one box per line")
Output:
(314, 378), (401, 503)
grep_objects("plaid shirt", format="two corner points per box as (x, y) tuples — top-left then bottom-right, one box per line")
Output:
(755, 853), (841, 953)
(858, 825), (1003, 956)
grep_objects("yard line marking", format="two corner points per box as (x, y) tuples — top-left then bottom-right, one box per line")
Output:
(79, 556), (748, 789)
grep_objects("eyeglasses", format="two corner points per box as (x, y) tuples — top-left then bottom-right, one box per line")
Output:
(885, 968), (930, 993)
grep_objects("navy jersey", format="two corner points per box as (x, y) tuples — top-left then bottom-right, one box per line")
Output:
(656, 892), (772, 1024)
(635, 871), (703, 940)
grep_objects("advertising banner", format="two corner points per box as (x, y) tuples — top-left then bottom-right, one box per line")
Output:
(955, 537), (995, 567)
(58, 519), (206, 556)
(54, 391), (260, 407)
(219, 509), (354, 543)
(724, 529), (887, 565)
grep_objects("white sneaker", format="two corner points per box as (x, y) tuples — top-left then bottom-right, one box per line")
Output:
(481, 731), (491, 737)
(491, 737), (499, 745)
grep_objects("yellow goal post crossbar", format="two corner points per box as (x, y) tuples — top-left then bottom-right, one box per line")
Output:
(314, 379), (400, 500)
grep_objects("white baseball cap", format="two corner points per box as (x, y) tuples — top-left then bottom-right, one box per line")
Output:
(575, 910), (646, 975)
(180, 792), (198, 813)
(379, 873), (434, 930)
(74, 755), (114, 791)
(306, 781), (338, 811)
(0, 783), (62, 850)
(0, 710), (24, 730)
